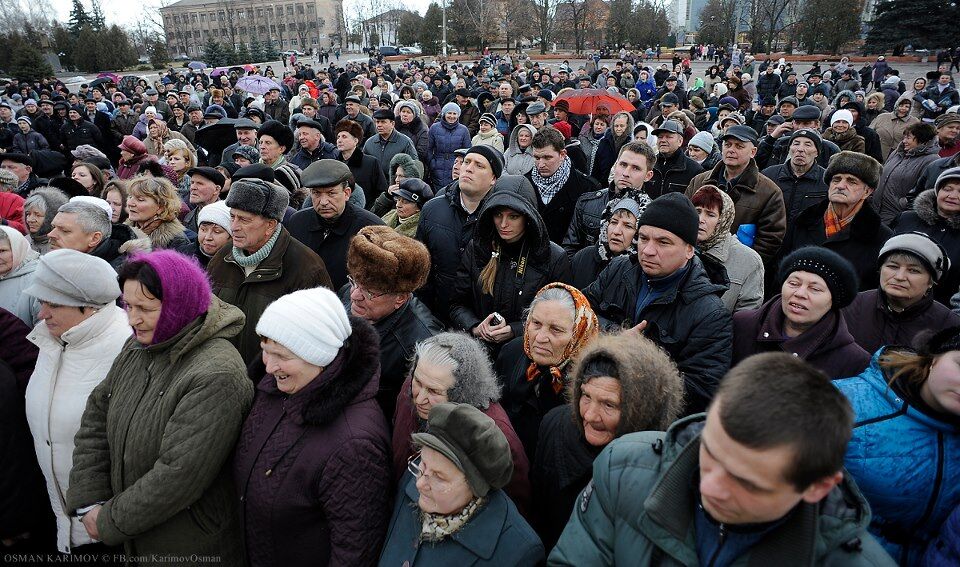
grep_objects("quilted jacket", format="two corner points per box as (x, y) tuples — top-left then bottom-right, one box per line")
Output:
(66, 298), (254, 566)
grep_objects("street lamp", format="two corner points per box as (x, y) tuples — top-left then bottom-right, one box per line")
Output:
(442, 0), (447, 58)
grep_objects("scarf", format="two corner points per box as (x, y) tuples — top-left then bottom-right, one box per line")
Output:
(824, 199), (864, 238)
(530, 156), (572, 205)
(419, 497), (485, 542)
(232, 224), (281, 267)
(0, 226), (37, 275)
(382, 208), (420, 238)
(524, 283), (599, 394)
(698, 189), (736, 253)
(597, 191), (652, 261)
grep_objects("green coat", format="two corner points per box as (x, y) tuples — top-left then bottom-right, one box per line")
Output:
(67, 298), (254, 567)
(548, 415), (896, 567)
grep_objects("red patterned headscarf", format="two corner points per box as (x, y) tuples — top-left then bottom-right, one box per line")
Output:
(524, 282), (600, 394)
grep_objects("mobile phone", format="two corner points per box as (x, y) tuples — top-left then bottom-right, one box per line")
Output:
(490, 313), (503, 326)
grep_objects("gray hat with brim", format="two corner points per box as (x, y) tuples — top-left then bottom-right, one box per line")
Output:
(879, 231), (950, 283)
(301, 159), (353, 189)
(225, 178), (289, 222)
(936, 166), (960, 192)
(23, 249), (121, 307)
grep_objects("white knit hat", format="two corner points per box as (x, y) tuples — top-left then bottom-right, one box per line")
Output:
(197, 200), (232, 234)
(831, 109), (854, 126)
(69, 196), (112, 221)
(256, 288), (352, 367)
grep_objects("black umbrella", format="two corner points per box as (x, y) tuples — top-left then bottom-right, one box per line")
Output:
(195, 118), (239, 160)
(118, 75), (143, 92)
(89, 77), (113, 89)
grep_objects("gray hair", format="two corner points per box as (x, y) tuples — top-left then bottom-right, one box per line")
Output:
(57, 201), (112, 240)
(523, 285), (576, 324)
(412, 332), (500, 408)
(25, 187), (70, 236)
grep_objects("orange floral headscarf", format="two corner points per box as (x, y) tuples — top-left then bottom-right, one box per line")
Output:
(524, 282), (600, 394)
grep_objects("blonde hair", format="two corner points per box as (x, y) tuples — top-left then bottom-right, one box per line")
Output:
(127, 176), (183, 222)
(479, 243), (500, 296)
(163, 139), (197, 169)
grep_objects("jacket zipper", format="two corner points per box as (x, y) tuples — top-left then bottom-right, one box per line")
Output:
(915, 432), (945, 533)
(707, 523), (727, 567)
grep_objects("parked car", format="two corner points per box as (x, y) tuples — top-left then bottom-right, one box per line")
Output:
(379, 45), (400, 56)
(399, 46), (422, 55)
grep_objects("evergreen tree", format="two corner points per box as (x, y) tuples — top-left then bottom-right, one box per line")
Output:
(397, 11), (423, 47)
(68, 0), (91, 37)
(72, 25), (103, 71)
(606, 0), (633, 47)
(249, 38), (265, 62)
(203, 39), (224, 67)
(90, 0), (106, 32)
(52, 23), (77, 70)
(8, 38), (54, 82)
(236, 42), (251, 64)
(866, 0), (959, 51)
(420, 4), (443, 55)
(149, 38), (168, 69)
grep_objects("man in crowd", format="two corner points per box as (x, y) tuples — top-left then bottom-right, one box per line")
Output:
(48, 200), (137, 269)
(337, 95), (376, 140)
(761, 128), (829, 234)
(219, 119), (260, 168)
(182, 167), (224, 233)
(289, 118), (337, 170)
(2, 154), (48, 198)
(526, 102), (550, 130)
(645, 120), (703, 199)
(756, 104), (840, 168)
(526, 126), (597, 244)
(455, 89), (480, 136)
(178, 105), (205, 146)
(263, 85), (291, 124)
(363, 108), (418, 178)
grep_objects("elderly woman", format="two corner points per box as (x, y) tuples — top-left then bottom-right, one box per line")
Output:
(394, 100), (430, 163)
(504, 123), (537, 176)
(122, 176), (193, 254)
(571, 194), (649, 289)
(532, 332), (684, 549)
(371, 153), (425, 217)
(836, 325), (960, 565)
(0, 226), (40, 326)
(233, 287), (392, 567)
(191, 200), (232, 267)
(145, 119), (191, 157)
(101, 180), (128, 224)
(823, 109), (866, 153)
(116, 135), (154, 180)
(162, 138), (197, 202)
(71, 162), (105, 196)
(379, 403), (544, 566)
(875, 122), (941, 224)
(692, 185), (765, 312)
(734, 247), (870, 378)
(23, 250), (129, 556)
(66, 250), (254, 566)
(844, 232), (960, 353)
(498, 283), (600, 460)
(391, 332), (531, 517)
(381, 178), (433, 238)
(23, 187), (69, 254)
(449, 177), (572, 349)
(428, 102), (471, 188)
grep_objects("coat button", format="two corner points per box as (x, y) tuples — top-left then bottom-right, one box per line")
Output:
(792, 352), (799, 357)
(762, 332), (769, 338)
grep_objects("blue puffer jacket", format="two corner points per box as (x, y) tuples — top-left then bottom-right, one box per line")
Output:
(428, 119), (471, 189)
(836, 348), (960, 566)
(635, 78), (657, 108)
(923, 502), (960, 566)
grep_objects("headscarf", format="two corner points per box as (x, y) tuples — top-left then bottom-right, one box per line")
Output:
(696, 186), (736, 253)
(0, 225), (38, 275)
(524, 283), (599, 394)
(597, 192), (652, 260)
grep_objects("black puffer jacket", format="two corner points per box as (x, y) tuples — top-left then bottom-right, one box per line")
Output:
(449, 177), (572, 339)
(644, 149), (703, 200)
(582, 255), (731, 415)
(842, 289), (960, 354)
(891, 189), (960, 306)
(761, 162), (829, 233)
(909, 153), (960, 202)
(562, 184), (618, 255)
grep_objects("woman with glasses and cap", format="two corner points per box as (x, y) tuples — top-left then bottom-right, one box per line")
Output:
(570, 194), (650, 289)
(843, 232), (959, 354)
(379, 402), (544, 566)
(22, 249), (129, 557)
(233, 287), (392, 567)
(0, 225), (40, 326)
(381, 178), (433, 238)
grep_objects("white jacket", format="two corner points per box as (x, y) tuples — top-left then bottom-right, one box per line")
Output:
(0, 257), (40, 327)
(25, 305), (130, 553)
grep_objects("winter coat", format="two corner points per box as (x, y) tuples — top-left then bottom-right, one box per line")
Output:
(837, 350), (960, 565)
(66, 298), (255, 566)
(757, 72), (782, 101)
(111, 111), (139, 141)
(391, 374), (532, 518)
(645, 149), (704, 200)
(842, 289), (960, 354)
(338, 148), (388, 207)
(449, 184), (572, 338)
(892, 189), (960, 306)
(733, 297), (871, 378)
(208, 226), (333, 364)
(686, 159), (787, 262)
(915, 84), (960, 122)
(582, 255), (731, 415)
(116, 153), (157, 180)
(428, 119), (471, 188)
(471, 128), (506, 153)
(0, 255), (39, 327)
(24, 305), (130, 553)
(699, 233), (765, 313)
(12, 130), (48, 153)
(591, 116), (635, 184)
(504, 124), (538, 177)
(761, 162), (829, 234)
(378, 473), (544, 567)
(145, 129), (192, 157)
(458, 101), (482, 136)
(363, 130), (419, 179)
(823, 126), (867, 154)
(549, 415), (897, 567)
(875, 139), (942, 224)
(525, 165), (598, 245)
(288, 142), (338, 171)
(396, 119), (430, 168)
(872, 99), (920, 160)
(339, 289), (442, 419)
(119, 219), (194, 257)
(234, 316), (392, 567)
(60, 119), (102, 152)
(924, 503), (960, 566)
(784, 199), (892, 291)
(912, 154), (960, 198)
(90, 223), (139, 271)
(0, 307), (38, 391)
(286, 202), (385, 290)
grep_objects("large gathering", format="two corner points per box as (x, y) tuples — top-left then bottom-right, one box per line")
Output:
(3, 44), (960, 567)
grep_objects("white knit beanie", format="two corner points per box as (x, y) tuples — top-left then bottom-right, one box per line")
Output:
(831, 109), (854, 126)
(197, 200), (232, 234)
(256, 288), (352, 367)
(69, 196), (112, 221)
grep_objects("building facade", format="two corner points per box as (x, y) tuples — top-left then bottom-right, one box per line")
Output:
(160, 0), (344, 58)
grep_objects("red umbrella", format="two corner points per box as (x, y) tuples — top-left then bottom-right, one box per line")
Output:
(552, 88), (635, 115)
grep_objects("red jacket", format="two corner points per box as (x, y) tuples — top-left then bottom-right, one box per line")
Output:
(0, 192), (25, 234)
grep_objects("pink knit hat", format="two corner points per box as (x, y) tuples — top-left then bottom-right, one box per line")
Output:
(129, 250), (212, 345)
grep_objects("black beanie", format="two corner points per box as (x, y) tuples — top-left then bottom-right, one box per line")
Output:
(257, 119), (294, 153)
(465, 145), (504, 179)
(778, 247), (859, 309)
(637, 193), (699, 246)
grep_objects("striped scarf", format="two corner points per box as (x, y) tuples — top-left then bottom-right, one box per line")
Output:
(823, 200), (864, 238)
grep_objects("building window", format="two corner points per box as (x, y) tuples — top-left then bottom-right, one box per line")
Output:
(286, 5), (294, 16)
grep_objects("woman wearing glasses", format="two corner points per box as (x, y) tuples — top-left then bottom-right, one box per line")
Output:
(233, 287), (392, 567)
(380, 403), (544, 566)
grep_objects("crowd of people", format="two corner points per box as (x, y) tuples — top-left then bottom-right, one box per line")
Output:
(3, 46), (960, 567)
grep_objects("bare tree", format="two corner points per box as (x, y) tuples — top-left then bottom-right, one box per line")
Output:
(534, 0), (560, 54)
(0, 0), (53, 36)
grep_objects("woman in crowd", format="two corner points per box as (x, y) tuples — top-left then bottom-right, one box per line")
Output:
(234, 287), (392, 567)
(116, 135), (154, 180)
(579, 115), (608, 178)
(874, 122), (941, 224)
(379, 403), (544, 565)
(102, 180), (129, 224)
(391, 332), (531, 517)
(450, 178), (571, 349)
(371, 153), (424, 217)
(122, 176), (193, 255)
(394, 100), (430, 165)
(428, 102), (471, 188)
(23, 186), (69, 254)
(421, 89), (441, 124)
(733, 247), (870, 378)
(472, 113), (506, 153)
(145, 119), (191, 158)
(532, 332), (684, 550)
(504, 123), (538, 176)
(0, 226), (40, 326)
(381, 178), (433, 238)
(66, 250), (253, 565)
(843, 232), (959, 354)
(823, 109), (866, 153)
(892, 167), (960, 306)
(23, 250), (129, 556)
(498, 283), (600, 460)
(693, 185), (765, 312)
(71, 162), (106, 196)
(163, 139), (198, 202)
(192, 200), (232, 267)
(837, 325), (960, 565)
(571, 195), (649, 289)
(686, 131), (721, 170)
(591, 111), (634, 184)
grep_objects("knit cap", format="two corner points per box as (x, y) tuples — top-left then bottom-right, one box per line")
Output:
(197, 200), (232, 234)
(831, 109), (854, 126)
(779, 247), (859, 309)
(637, 193), (699, 246)
(465, 145), (504, 179)
(129, 250), (212, 344)
(441, 101), (461, 119)
(688, 131), (715, 153)
(256, 287), (352, 367)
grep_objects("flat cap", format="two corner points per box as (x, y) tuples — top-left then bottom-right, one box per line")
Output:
(301, 159), (353, 188)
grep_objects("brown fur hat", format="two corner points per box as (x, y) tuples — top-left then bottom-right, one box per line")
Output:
(824, 150), (882, 189)
(347, 225), (431, 293)
(335, 118), (364, 140)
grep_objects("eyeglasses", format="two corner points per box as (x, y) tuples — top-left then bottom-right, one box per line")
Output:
(406, 452), (467, 494)
(347, 275), (388, 302)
